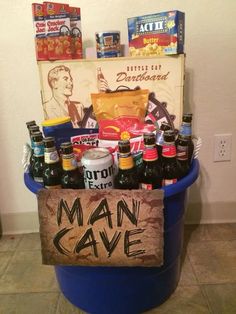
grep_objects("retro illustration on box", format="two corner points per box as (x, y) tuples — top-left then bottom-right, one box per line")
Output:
(38, 55), (184, 131)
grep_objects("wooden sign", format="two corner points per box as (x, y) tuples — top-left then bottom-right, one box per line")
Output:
(37, 189), (164, 267)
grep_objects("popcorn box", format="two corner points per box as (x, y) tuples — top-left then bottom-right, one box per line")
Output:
(43, 2), (72, 60)
(127, 11), (185, 57)
(32, 3), (48, 61)
(69, 7), (83, 59)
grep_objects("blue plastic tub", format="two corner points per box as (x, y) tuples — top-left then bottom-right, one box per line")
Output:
(24, 159), (199, 314)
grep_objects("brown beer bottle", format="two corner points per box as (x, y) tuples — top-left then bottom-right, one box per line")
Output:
(176, 113), (194, 165)
(139, 133), (162, 189)
(176, 135), (190, 178)
(114, 140), (139, 189)
(162, 130), (180, 186)
(43, 137), (62, 189)
(60, 142), (84, 189)
(156, 122), (172, 161)
(31, 131), (44, 184)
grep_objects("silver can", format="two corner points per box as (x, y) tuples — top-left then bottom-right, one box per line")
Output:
(81, 148), (114, 189)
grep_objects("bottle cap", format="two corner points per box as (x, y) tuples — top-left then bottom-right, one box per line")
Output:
(26, 120), (36, 129)
(118, 140), (131, 154)
(164, 130), (175, 142)
(60, 142), (73, 154)
(43, 137), (55, 148)
(183, 113), (193, 123)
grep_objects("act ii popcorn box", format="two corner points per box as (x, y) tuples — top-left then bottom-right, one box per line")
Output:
(128, 11), (185, 57)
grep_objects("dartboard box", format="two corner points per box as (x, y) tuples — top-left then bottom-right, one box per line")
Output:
(37, 54), (185, 129)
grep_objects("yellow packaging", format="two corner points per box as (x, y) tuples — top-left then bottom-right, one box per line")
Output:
(91, 89), (149, 122)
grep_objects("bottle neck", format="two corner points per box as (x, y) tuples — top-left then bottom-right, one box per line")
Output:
(162, 143), (176, 158)
(44, 147), (60, 164)
(143, 145), (158, 161)
(118, 153), (134, 170)
(179, 122), (192, 137)
(33, 141), (44, 158)
(62, 153), (77, 171)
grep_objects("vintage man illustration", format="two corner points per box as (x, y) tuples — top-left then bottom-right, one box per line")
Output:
(43, 65), (84, 127)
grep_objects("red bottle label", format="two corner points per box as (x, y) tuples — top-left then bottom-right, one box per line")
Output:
(162, 178), (177, 186)
(162, 145), (176, 158)
(140, 183), (153, 190)
(143, 147), (158, 161)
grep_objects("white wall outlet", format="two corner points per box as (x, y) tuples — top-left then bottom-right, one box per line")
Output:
(214, 134), (232, 162)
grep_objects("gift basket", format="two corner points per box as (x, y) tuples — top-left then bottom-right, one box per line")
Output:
(24, 4), (201, 313)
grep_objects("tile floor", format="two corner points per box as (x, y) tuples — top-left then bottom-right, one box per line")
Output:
(0, 223), (236, 313)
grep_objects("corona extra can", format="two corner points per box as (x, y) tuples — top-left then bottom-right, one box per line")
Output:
(81, 148), (114, 189)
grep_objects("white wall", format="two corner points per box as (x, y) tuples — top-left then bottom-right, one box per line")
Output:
(0, 0), (236, 233)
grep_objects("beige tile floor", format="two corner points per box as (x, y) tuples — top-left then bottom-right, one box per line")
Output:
(0, 224), (236, 313)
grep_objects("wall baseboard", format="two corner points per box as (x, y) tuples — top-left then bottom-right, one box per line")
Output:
(1, 211), (39, 235)
(185, 202), (236, 224)
(1, 201), (236, 234)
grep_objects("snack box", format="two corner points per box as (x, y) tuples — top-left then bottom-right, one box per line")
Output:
(69, 7), (83, 59)
(43, 2), (72, 60)
(32, 3), (48, 60)
(127, 10), (185, 57)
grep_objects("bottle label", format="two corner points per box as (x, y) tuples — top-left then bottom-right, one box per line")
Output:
(33, 142), (44, 157)
(179, 123), (192, 137)
(45, 185), (61, 189)
(62, 154), (77, 171)
(33, 176), (43, 183)
(140, 183), (153, 190)
(177, 145), (188, 160)
(44, 151), (59, 164)
(162, 145), (176, 158)
(119, 155), (134, 170)
(143, 147), (158, 161)
(156, 130), (164, 145)
(162, 178), (177, 186)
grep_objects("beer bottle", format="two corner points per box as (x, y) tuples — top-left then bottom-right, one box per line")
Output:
(60, 142), (85, 189)
(176, 135), (190, 178)
(156, 122), (172, 161)
(28, 125), (40, 175)
(114, 140), (139, 189)
(176, 113), (194, 165)
(162, 130), (180, 186)
(43, 137), (62, 189)
(31, 131), (44, 183)
(139, 132), (162, 189)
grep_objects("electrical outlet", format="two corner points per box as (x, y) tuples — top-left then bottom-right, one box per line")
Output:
(214, 134), (232, 162)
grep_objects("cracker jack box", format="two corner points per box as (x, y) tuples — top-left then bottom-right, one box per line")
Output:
(37, 55), (185, 130)
(69, 7), (83, 59)
(32, 3), (48, 61)
(43, 2), (72, 60)
(128, 11), (185, 57)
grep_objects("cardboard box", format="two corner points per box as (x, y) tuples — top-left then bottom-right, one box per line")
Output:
(127, 11), (185, 57)
(38, 55), (185, 129)
(32, 3), (48, 61)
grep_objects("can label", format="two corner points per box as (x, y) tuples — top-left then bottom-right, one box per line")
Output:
(96, 31), (121, 58)
(82, 149), (114, 189)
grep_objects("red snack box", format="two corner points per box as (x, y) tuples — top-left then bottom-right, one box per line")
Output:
(32, 3), (48, 61)
(43, 2), (72, 60)
(69, 7), (83, 59)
